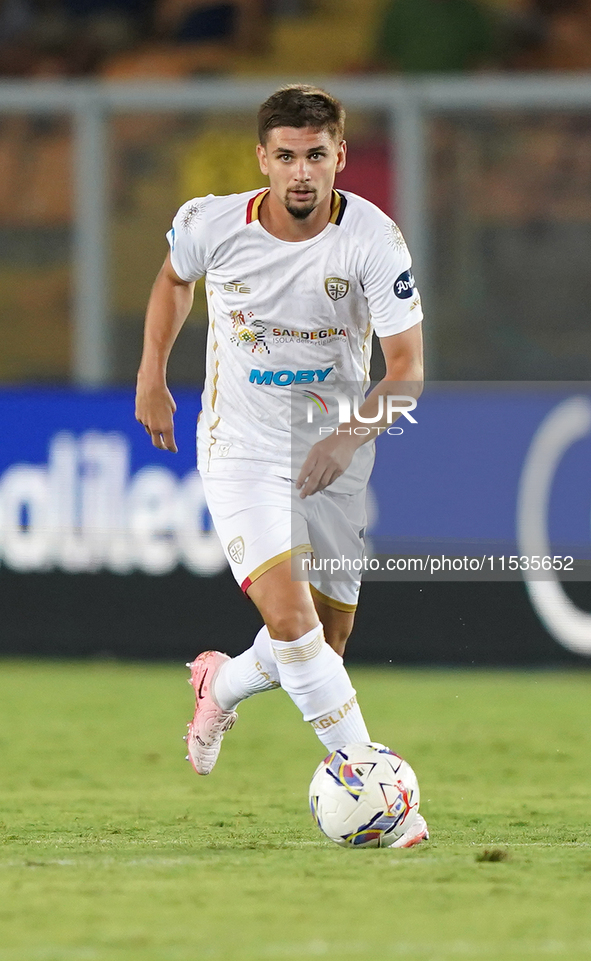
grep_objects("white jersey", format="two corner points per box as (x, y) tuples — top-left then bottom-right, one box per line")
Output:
(168, 187), (422, 491)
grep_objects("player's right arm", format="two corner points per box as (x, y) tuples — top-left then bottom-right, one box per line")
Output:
(135, 252), (195, 452)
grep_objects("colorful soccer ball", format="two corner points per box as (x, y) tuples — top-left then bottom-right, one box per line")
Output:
(309, 742), (420, 848)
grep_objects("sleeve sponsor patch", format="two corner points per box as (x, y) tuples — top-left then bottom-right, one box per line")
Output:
(394, 269), (416, 299)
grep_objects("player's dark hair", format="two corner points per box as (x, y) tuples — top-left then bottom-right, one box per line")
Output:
(257, 84), (346, 145)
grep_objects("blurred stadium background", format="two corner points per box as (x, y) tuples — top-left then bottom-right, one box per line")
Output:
(2, 0), (591, 666)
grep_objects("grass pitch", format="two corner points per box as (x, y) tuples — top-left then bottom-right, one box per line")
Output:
(1, 660), (590, 961)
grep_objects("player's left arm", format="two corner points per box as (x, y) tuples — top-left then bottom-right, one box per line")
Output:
(296, 321), (424, 498)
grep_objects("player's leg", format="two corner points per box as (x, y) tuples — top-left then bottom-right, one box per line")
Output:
(186, 472), (369, 770)
(198, 472), (311, 711)
(211, 555), (358, 707)
(185, 621), (281, 775)
(306, 485), (366, 658)
(311, 591), (355, 656)
(244, 557), (370, 753)
(260, 484), (371, 747)
(211, 560), (357, 706)
(185, 472), (310, 773)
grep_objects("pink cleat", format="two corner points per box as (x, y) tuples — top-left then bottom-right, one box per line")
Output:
(185, 651), (237, 775)
(390, 813), (430, 849)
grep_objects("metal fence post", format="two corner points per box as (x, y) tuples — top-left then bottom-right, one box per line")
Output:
(392, 85), (433, 374)
(73, 94), (110, 386)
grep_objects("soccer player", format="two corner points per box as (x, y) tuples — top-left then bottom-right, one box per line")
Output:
(136, 84), (427, 846)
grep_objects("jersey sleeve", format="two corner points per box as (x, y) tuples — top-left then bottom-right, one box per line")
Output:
(166, 196), (212, 282)
(360, 219), (423, 339)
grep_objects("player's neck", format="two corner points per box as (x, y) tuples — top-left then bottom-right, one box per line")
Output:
(259, 190), (333, 242)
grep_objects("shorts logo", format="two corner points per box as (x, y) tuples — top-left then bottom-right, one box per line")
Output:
(224, 280), (251, 294)
(324, 277), (349, 301)
(394, 269), (416, 299)
(228, 536), (245, 564)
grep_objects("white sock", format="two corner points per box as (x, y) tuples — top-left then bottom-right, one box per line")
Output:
(213, 626), (280, 711)
(270, 624), (370, 752)
(309, 695), (370, 752)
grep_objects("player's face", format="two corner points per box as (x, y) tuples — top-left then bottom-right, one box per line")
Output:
(257, 127), (346, 220)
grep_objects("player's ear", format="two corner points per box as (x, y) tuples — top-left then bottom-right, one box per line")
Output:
(336, 140), (347, 174)
(256, 143), (269, 176)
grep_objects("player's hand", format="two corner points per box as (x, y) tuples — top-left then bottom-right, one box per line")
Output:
(296, 434), (357, 498)
(135, 379), (178, 452)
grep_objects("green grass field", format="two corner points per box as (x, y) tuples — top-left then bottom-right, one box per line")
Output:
(1, 660), (591, 961)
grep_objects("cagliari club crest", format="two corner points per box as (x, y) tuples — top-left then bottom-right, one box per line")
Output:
(228, 536), (245, 565)
(324, 277), (349, 301)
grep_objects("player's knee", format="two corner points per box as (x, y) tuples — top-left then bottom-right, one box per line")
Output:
(265, 609), (320, 641)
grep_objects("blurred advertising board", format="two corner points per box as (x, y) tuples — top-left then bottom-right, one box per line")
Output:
(0, 389), (225, 578)
(1, 385), (591, 656)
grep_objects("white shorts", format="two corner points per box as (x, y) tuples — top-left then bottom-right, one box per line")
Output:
(200, 470), (368, 611)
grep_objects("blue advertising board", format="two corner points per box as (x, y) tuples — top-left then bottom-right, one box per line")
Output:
(1, 384), (591, 656)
